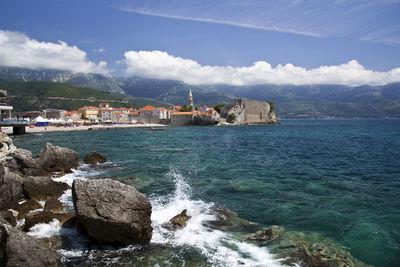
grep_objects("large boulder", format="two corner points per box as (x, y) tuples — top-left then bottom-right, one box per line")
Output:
(72, 178), (152, 245)
(0, 221), (61, 266)
(36, 142), (79, 173)
(83, 151), (107, 164)
(23, 176), (70, 201)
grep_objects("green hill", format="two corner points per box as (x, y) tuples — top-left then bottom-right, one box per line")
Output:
(0, 81), (166, 112)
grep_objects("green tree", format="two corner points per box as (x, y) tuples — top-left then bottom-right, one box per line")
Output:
(267, 101), (274, 112)
(179, 105), (193, 112)
(227, 113), (236, 123)
(214, 103), (224, 113)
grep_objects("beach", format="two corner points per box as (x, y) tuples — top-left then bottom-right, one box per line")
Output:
(1, 124), (166, 134)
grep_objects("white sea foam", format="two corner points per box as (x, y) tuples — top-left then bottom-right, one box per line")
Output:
(28, 219), (61, 238)
(150, 168), (282, 267)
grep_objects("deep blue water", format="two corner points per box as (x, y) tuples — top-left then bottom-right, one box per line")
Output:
(13, 119), (400, 266)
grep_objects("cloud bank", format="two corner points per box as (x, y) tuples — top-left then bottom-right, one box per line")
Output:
(124, 50), (400, 86)
(0, 30), (108, 74)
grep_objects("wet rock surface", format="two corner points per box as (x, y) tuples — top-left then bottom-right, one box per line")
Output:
(23, 211), (74, 231)
(16, 199), (43, 219)
(36, 142), (79, 173)
(162, 209), (191, 230)
(72, 178), (152, 245)
(0, 221), (61, 267)
(44, 198), (64, 213)
(23, 176), (70, 201)
(83, 151), (107, 164)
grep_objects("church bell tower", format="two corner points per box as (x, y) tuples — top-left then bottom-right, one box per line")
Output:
(188, 89), (194, 110)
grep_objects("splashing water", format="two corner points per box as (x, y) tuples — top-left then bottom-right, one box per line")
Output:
(150, 168), (282, 266)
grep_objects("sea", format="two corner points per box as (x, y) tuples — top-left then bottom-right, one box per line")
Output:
(12, 119), (400, 267)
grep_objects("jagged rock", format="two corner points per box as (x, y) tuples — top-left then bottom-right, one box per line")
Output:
(0, 221), (61, 266)
(4, 149), (39, 175)
(23, 176), (70, 201)
(36, 142), (79, 173)
(0, 210), (17, 226)
(0, 172), (24, 210)
(162, 209), (191, 230)
(83, 151), (107, 164)
(16, 199), (43, 219)
(44, 198), (64, 213)
(248, 225), (285, 243)
(23, 211), (74, 231)
(72, 178), (152, 245)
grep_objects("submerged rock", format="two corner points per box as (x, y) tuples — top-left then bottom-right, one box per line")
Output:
(284, 242), (356, 267)
(36, 142), (79, 173)
(208, 206), (258, 232)
(23, 176), (70, 201)
(83, 151), (107, 164)
(248, 225), (285, 244)
(72, 178), (152, 245)
(0, 220), (61, 266)
(162, 209), (191, 230)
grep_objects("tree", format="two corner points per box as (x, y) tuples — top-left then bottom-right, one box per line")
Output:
(214, 103), (224, 113)
(227, 113), (236, 123)
(179, 105), (193, 112)
(267, 101), (274, 112)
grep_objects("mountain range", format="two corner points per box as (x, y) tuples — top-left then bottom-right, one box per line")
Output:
(0, 66), (399, 118)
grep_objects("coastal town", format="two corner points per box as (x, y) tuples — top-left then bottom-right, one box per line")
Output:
(0, 88), (277, 134)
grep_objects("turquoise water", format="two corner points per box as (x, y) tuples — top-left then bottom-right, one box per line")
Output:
(13, 119), (400, 266)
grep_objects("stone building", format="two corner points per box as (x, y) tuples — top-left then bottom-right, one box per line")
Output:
(220, 98), (277, 124)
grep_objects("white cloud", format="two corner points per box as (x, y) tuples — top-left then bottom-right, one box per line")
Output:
(124, 50), (400, 86)
(0, 30), (109, 74)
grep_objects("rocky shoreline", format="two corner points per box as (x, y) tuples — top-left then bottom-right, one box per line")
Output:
(0, 132), (368, 267)
(0, 132), (154, 266)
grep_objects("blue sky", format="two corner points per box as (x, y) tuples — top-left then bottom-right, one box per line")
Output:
(0, 0), (400, 86)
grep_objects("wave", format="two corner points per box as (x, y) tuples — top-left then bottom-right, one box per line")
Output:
(25, 165), (282, 266)
(150, 168), (282, 266)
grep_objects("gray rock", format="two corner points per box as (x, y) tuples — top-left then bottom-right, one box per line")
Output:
(23, 176), (70, 201)
(36, 142), (79, 173)
(72, 178), (152, 245)
(0, 162), (4, 187)
(0, 132), (14, 158)
(0, 172), (24, 210)
(5, 149), (39, 175)
(0, 210), (17, 226)
(0, 221), (61, 266)
(83, 151), (107, 164)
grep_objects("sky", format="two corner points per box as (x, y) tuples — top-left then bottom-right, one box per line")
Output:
(0, 0), (400, 86)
